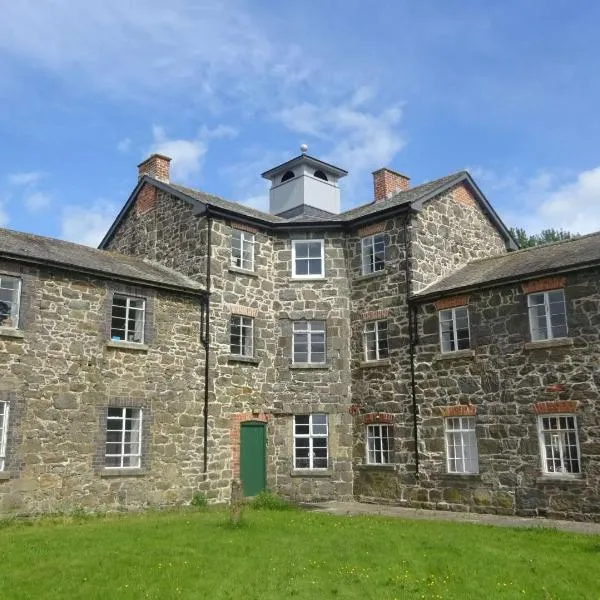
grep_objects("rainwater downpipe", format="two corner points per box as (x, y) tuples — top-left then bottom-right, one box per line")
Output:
(201, 207), (212, 474)
(404, 214), (420, 478)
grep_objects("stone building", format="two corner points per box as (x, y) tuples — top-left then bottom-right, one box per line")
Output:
(0, 229), (208, 513)
(1, 148), (599, 521)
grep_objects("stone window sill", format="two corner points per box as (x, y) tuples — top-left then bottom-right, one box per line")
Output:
(289, 363), (330, 370)
(356, 463), (396, 471)
(524, 338), (573, 351)
(100, 468), (147, 478)
(228, 355), (260, 365)
(360, 359), (391, 368)
(290, 469), (332, 478)
(0, 472), (11, 481)
(436, 473), (481, 481)
(228, 266), (258, 278)
(354, 270), (387, 282)
(106, 340), (149, 352)
(0, 327), (24, 339)
(433, 349), (475, 361)
(536, 475), (585, 486)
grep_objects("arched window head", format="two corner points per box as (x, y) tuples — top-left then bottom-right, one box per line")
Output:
(314, 170), (328, 181)
(281, 170), (295, 182)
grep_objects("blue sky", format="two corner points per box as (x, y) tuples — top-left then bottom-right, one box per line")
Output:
(2, 1), (600, 245)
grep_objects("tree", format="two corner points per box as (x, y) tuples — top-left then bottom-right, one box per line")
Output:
(510, 227), (576, 249)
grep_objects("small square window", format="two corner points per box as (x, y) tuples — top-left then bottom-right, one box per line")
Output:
(0, 276), (21, 329)
(366, 424), (392, 464)
(231, 230), (255, 271)
(105, 407), (142, 469)
(538, 414), (580, 475)
(445, 417), (478, 474)
(361, 234), (385, 275)
(230, 315), (254, 357)
(294, 414), (328, 469)
(0, 401), (9, 471)
(111, 295), (146, 343)
(364, 320), (389, 361)
(292, 240), (324, 278)
(293, 321), (326, 364)
(439, 306), (470, 353)
(528, 290), (567, 341)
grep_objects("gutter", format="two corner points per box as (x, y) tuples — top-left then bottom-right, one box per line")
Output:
(404, 213), (420, 479)
(201, 207), (212, 474)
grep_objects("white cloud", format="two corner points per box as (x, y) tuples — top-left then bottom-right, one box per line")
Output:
(149, 124), (237, 183)
(274, 98), (405, 205)
(0, 1), (279, 104)
(117, 138), (132, 153)
(24, 191), (52, 213)
(472, 165), (600, 235)
(526, 166), (600, 234)
(60, 201), (119, 247)
(8, 171), (44, 186)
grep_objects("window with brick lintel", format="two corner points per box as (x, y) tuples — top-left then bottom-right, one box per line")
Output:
(538, 415), (580, 475)
(527, 289), (567, 341)
(439, 306), (470, 353)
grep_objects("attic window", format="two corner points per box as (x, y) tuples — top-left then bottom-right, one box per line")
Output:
(314, 170), (328, 181)
(281, 171), (295, 183)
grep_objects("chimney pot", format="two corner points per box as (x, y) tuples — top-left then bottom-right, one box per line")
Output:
(372, 168), (410, 202)
(137, 154), (172, 183)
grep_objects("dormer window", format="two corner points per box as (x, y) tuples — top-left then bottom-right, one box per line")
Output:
(281, 170), (295, 183)
(314, 170), (328, 181)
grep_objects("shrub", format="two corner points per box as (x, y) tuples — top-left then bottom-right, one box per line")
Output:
(191, 492), (208, 508)
(249, 490), (290, 511)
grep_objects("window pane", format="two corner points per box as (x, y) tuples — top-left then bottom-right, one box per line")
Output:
(295, 260), (309, 276)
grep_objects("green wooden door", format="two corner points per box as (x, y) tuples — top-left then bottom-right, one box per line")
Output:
(240, 422), (266, 497)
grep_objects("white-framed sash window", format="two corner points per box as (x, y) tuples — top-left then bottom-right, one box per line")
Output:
(439, 306), (470, 353)
(361, 234), (385, 275)
(105, 407), (142, 468)
(538, 415), (580, 475)
(111, 295), (145, 343)
(364, 320), (389, 361)
(230, 315), (254, 357)
(366, 424), (392, 464)
(231, 230), (255, 271)
(0, 276), (21, 328)
(294, 414), (328, 469)
(293, 321), (326, 364)
(445, 416), (478, 474)
(292, 240), (325, 278)
(528, 290), (567, 341)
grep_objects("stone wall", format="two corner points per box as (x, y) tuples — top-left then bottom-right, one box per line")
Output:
(411, 183), (507, 292)
(0, 260), (206, 515)
(348, 216), (417, 490)
(106, 188), (354, 502)
(357, 268), (600, 521)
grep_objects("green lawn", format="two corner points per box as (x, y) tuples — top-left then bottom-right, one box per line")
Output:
(0, 507), (598, 599)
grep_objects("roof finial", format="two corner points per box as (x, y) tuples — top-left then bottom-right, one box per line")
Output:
(300, 143), (308, 154)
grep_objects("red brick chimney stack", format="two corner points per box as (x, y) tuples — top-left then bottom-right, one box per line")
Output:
(137, 154), (172, 183)
(372, 168), (410, 202)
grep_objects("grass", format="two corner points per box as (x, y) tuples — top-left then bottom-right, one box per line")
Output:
(0, 508), (598, 599)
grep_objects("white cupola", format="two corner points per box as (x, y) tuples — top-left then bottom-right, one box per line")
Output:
(261, 146), (348, 216)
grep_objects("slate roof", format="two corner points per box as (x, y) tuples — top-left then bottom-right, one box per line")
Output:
(171, 171), (469, 224)
(415, 232), (600, 300)
(0, 228), (204, 293)
(100, 167), (517, 249)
